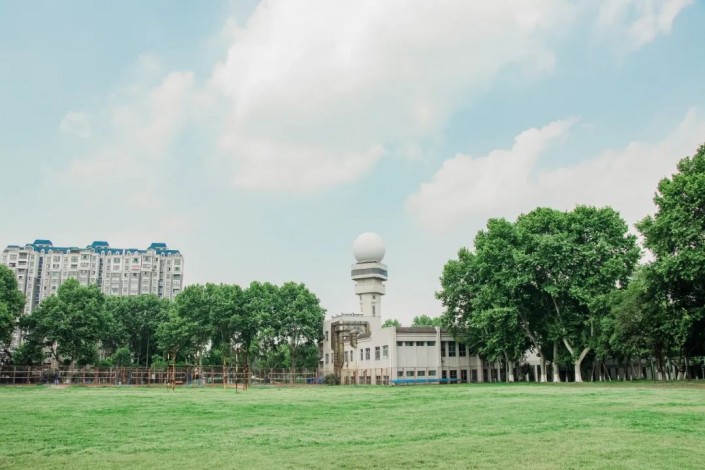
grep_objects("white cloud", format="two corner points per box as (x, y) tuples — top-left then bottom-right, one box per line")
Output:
(407, 109), (705, 231)
(406, 118), (577, 228)
(60, 70), (195, 199)
(59, 111), (91, 139)
(56, 0), (693, 196)
(210, 0), (574, 191)
(597, 0), (693, 50)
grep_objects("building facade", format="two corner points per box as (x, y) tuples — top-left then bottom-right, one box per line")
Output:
(1, 239), (184, 345)
(319, 233), (490, 385)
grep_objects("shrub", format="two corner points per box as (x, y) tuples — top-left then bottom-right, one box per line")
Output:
(324, 374), (340, 385)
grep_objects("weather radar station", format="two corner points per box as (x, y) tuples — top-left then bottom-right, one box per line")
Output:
(351, 232), (388, 318)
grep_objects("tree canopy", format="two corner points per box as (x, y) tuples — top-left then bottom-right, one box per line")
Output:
(15, 278), (324, 374)
(637, 143), (705, 371)
(439, 206), (639, 382)
(22, 279), (108, 366)
(0, 265), (25, 357)
(411, 315), (444, 327)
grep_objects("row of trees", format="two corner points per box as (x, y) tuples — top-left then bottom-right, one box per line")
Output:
(382, 315), (444, 328)
(1, 278), (325, 376)
(438, 144), (705, 382)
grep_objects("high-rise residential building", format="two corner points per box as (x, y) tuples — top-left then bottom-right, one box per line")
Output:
(1, 239), (184, 323)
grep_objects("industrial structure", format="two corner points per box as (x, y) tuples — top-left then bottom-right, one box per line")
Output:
(319, 233), (495, 385)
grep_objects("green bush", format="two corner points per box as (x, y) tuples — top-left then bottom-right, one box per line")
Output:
(324, 374), (339, 385)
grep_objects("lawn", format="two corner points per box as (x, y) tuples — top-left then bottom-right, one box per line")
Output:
(1, 382), (704, 469)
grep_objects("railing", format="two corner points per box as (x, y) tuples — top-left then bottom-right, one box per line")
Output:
(0, 367), (321, 387)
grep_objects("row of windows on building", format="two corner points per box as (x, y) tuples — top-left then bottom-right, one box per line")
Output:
(341, 369), (487, 385)
(324, 340), (467, 364)
(324, 345), (390, 364)
(397, 340), (467, 357)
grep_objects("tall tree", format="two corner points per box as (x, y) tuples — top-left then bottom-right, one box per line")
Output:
(105, 295), (170, 367)
(515, 206), (639, 382)
(276, 282), (325, 375)
(637, 143), (705, 376)
(208, 283), (246, 386)
(156, 303), (199, 389)
(440, 207), (638, 383)
(174, 284), (214, 365)
(439, 221), (533, 382)
(0, 265), (24, 358)
(22, 279), (107, 366)
(239, 281), (277, 388)
(603, 266), (672, 379)
(382, 319), (401, 328)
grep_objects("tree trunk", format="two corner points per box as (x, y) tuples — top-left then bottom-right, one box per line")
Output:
(573, 348), (590, 383)
(539, 356), (547, 382)
(290, 344), (296, 384)
(244, 350), (249, 391)
(552, 341), (561, 383)
(629, 357), (636, 381)
(504, 352), (515, 383)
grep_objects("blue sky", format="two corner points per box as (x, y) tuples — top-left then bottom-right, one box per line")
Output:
(1, 0), (704, 324)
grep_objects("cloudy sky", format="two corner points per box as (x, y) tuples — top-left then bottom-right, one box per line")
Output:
(1, 0), (704, 324)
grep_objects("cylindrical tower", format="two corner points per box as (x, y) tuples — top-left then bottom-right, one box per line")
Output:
(351, 233), (387, 318)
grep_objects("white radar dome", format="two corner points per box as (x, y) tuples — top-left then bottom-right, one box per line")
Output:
(353, 232), (386, 263)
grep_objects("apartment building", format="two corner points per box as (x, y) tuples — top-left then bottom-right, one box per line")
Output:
(1, 239), (184, 320)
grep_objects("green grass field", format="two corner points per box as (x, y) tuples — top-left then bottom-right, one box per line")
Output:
(1, 383), (704, 469)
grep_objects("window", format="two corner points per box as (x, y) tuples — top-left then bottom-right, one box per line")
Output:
(417, 370), (426, 377)
(365, 348), (370, 360)
(397, 371), (403, 377)
(448, 341), (457, 357)
(372, 305), (375, 316)
(375, 347), (380, 360)
(405, 341), (414, 347)
(441, 342), (446, 357)
(416, 341), (424, 346)
(360, 349), (364, 360)
(396, 341), (403, 347)
(428, 370), (437, 376)
(382, 345), (388, 358)
(459, 343), (467, 357)
(325, 331), (329, 341)
(450, 370), (458, 381)
(325, 354), (329, 364)
(406, 370), (415, 377)
(427, 341), (436, 346)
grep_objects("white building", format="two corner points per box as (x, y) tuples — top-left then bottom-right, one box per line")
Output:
(319, 233), (497, 385)
(1, 239), (184, 346)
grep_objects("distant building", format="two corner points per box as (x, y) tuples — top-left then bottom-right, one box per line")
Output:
(319, 233), (490, 385)
(1, 239), (184, 346)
